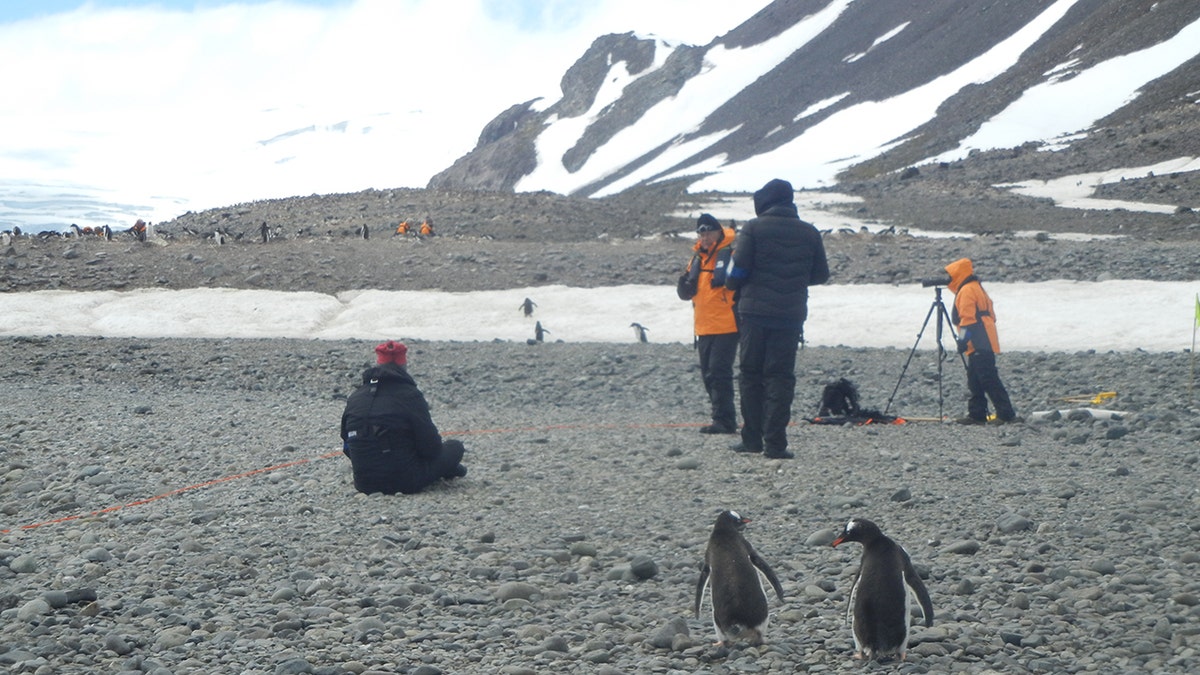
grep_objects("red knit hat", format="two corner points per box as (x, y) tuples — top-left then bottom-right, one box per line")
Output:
(374, 340), (407, 365)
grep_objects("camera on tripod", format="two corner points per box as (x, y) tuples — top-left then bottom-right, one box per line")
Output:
(920, 274), (951, 288)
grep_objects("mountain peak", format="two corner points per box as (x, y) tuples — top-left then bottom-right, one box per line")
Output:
(429, 0), (1200, 197)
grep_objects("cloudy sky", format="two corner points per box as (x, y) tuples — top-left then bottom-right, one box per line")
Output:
(0, 0), (768, 229)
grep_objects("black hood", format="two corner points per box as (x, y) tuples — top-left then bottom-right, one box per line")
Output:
(753, 178), (794, 216)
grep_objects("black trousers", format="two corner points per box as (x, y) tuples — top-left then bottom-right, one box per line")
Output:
(698, 333), (738, 430)
(737, 324), (802, 453)
(966, 351), (1016, 421)
(349, 439), (466, 495)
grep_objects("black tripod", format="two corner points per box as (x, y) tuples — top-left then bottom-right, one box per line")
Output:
(884, 285), (968, 418)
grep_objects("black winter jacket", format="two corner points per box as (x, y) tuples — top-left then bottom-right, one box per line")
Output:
(726, 203), (829, 324)
(340, 364), (443, 461)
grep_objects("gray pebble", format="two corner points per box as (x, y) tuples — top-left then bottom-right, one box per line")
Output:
(16, 598), (50, 621)
(629, 555), (659, 580)
(996, 513), (1033, 533)
(494, 581), (539, 601)
(805, 528), (837, 546)
(942, 540), (981, 555)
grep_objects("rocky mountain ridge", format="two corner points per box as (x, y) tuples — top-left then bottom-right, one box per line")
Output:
(430, 0), (1200, 201)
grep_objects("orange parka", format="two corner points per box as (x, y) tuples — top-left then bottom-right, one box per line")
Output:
(680, 226), (738, 336)
(945, 258), (1001, 355)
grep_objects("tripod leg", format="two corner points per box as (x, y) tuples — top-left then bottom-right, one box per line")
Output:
(884, 301), (939, 415)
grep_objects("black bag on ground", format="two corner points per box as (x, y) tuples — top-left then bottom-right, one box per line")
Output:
(810, 378), (899, 425)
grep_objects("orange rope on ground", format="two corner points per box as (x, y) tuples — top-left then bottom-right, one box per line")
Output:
(1, 453), (344, 534)
(0, 421), (709, 534)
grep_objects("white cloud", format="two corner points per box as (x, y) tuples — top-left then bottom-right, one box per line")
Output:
(0, 0), (772, 230)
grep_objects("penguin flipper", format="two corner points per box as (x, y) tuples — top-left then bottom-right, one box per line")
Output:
(902, 552), (934, 627)
(694, 563), (711, 618)
(748, 550), (785, 602)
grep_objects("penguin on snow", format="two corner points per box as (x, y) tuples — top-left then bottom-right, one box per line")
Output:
(519, 297), (537, 317)
(630, 322), (649, 343)
(831, 517), (934, 661)
(694, 510), (785, 646)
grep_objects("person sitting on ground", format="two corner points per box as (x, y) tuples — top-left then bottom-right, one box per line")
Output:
(340, 340), (467, 494)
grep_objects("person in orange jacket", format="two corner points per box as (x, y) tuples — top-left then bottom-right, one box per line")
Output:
(395, 220), (411, 236)
(419, 217), (434, 237)
(945, 257), (1019, 424)
(677, 213), (739, 434)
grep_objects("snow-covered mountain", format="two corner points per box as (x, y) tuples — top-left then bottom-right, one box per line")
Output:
(430, 0), (1200, 198)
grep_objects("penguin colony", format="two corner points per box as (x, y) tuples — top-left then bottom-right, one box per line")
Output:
(695, 511), (934, 661)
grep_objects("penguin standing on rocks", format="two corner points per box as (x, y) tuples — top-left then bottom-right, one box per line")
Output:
(831, 517), (934, 661)
(534, 321), (549, 343)
(694, 510), (785, 646)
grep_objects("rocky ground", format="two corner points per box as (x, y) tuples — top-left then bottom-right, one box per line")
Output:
(2, 181), (1200, 674)
(1, 336), (1198, 675)
(3, 180), (1199, 295)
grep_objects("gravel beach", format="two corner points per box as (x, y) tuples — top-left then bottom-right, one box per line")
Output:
(2, 333), (1198, 675)
(2, 185), (1200, 674)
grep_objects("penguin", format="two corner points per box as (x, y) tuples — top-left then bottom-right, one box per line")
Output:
(534, 321), (549, 343)
(831, 517), (934, 661)
(694, 510), (785, 646)
(630, 322), (649, 343)
(519, 297), (537, 317)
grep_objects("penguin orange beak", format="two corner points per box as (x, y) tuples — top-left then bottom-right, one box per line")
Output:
(831, 535), (845, 548)
(741, 516), (751, 524)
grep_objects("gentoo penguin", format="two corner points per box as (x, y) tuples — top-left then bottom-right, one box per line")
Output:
(519, 297), (537, 317)
(630, 322), (649, 343)
(694, 510), (785, 646)
(534, 321), (549, 342)
(831, 517), (934, 661)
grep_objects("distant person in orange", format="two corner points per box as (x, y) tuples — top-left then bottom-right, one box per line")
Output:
(395, 220), (411, 237)
(419, 218), (434, 237)
(131, 219), (147, 242)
